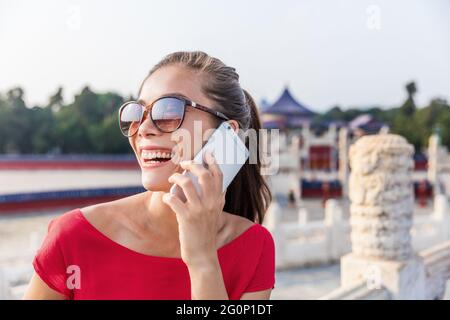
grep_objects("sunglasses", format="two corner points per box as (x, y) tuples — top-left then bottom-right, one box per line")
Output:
(118, 95), (230, 137)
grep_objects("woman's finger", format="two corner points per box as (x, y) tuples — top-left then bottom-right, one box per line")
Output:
(180, 160), (213, 197)
(162, 193), (187, 216)
(168, 172), (201, 205)
(204, 151), (223, 193)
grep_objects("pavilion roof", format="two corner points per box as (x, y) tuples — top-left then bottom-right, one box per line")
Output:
(263, 87), (315, 117)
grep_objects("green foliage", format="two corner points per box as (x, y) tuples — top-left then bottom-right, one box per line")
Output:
(313, 82), (450, 152)
(0, 82), (448, 154)
(0, 86), (130, 154)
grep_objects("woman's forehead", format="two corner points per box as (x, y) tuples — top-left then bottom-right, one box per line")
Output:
(139, 66), (212, 106)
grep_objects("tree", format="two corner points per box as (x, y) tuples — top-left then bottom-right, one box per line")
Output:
(47, 87), (64, 113)
(5, 87), (34, 153)
(400, 81), (417, 116)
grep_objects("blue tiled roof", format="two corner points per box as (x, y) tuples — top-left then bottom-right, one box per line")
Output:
(264, 87), (315, 117)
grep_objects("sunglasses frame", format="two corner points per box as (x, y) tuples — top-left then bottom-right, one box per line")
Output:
(118, 94), (230, 137)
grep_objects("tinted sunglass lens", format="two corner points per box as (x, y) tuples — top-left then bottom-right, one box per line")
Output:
(151, 98), (185, 132)
(120, 102), (143, 136)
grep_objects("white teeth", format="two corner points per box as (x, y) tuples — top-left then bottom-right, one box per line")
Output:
(141, 150), (172, 160)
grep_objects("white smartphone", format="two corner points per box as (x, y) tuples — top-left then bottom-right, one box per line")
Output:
(169, 122), (249, 202)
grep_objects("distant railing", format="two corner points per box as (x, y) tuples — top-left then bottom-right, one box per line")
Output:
(0, 154), (139, 169)
(0, 186), (146, 213)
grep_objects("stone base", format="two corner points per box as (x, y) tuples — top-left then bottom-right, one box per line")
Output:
(340, 253), (426, 299)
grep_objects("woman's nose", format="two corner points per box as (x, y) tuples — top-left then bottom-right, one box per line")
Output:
(138, 114), (161, 137)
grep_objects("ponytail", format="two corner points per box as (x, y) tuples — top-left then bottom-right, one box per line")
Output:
(222, 90), (272, 224)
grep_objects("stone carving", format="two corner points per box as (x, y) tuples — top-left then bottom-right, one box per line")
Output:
(348, 134), (415, 260)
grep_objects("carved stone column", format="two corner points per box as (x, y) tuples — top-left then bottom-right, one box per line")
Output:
(348, 134), (415, 260)
(341, 133), (426, 299)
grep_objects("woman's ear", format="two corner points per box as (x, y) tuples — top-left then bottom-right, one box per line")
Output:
(227, 120), (239, 132)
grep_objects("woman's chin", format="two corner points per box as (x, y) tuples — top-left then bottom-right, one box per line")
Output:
(141, 174), (171, 192)
(139, 160), (180, 192)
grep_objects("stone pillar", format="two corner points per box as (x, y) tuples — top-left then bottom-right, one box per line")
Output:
(301, 123), (310, 171)
(263, 201), (286, 268)
(329, 124), (338, 172)
(325, 199), (343, 225)
(338, 127), (349, 198)
(427, 134), (440, 194)
(290, 135), (302, 201)
(263, 201), (282, 230)
(297, 207), (308, 225)
(340, 134), (426, 299)
(325, 199), (347, 260)
(433, 194), (448, 220)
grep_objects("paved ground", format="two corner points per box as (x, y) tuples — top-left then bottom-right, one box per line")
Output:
(1, 169), (449, 299)
(272, 264), (340, 299)
(2, 209), (449, 300)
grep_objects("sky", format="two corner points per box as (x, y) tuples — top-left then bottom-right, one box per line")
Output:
(1, 0), (449, 112)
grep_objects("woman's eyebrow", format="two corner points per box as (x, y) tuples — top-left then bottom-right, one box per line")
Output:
(161, 92), (190, 99)
(137, 93), (190, 106)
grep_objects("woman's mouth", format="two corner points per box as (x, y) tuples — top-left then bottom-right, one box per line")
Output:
(140, 149), (174, 168)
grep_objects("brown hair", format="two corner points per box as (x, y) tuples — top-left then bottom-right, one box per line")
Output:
(139, 51), (272, 224)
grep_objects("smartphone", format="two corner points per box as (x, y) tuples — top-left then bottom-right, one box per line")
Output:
(169, 122), (249, 202)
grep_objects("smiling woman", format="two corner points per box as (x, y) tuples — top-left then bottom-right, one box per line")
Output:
(23, 51), (275, 300)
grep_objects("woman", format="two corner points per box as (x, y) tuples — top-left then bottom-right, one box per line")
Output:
(24, 51), (275, 300)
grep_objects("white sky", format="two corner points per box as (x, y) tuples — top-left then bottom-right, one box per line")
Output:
(1, 0), (449, 111)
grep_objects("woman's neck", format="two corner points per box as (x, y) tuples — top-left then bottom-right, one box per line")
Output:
(131, 190), (180, 240)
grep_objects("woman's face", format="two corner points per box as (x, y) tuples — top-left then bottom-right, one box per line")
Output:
(129, 65), (219, 192)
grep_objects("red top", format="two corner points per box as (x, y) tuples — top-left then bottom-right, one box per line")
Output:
(33, 208), (276, 300)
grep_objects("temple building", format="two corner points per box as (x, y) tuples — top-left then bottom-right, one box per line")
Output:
(261, 86), (316, 129)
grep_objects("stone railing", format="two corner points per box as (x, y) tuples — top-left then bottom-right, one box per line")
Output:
(319, 240), (450, 300)
(421, 240), (450, 299)
(264, 199), (351, 268)
(264, 194), (450, 270)
(319, 281), (391, 300)
(412, 194), (450, 251)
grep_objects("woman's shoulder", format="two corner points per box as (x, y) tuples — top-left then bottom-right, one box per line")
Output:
(46, 208), (85, 236)
(48, 194), (137, 237)
(79, 193), (143, 233)
(223, 213), (274, 249)
(81, 192), (143, 218)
